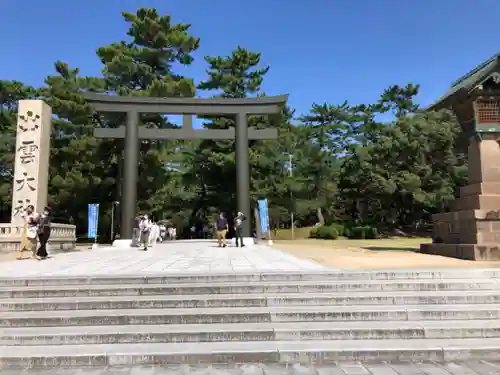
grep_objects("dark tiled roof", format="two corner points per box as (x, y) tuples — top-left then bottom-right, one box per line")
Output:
(430, 53), (500, 109)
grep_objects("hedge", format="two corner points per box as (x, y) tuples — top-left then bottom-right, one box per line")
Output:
(309, 225), (339, 240)
(346, 225), (379, 239)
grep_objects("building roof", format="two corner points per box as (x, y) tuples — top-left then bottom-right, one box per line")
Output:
(429, 53), (500, 110)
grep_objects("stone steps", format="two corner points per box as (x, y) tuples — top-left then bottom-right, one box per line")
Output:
(3, 271), (500, 368)
(4, 290), (500, 311)
(2, 338), (500, 367)
(2, 320), (500, 346)
(2, 269), (500, 286)
(2, 304), (500, 327)
(1, 278), (499, 298)
(8, 362), (500, 375)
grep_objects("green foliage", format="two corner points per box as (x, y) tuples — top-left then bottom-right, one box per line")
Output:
(0, 7), (469, 239)
(378, 83), (420, 117)
(97, 8), (199, 97)
(183, 45), (277, 223)
(309, 225), (339, 240)
(198, 46), (269, 98)
(364, 226), (379, 239)
(328, 223), (345, 237)
(349, 226), (366, 239)
(338, 109), (466, 231)
(347, 226), (379, 240)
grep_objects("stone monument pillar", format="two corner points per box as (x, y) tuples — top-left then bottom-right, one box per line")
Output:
(11, 100), (52, 224)
(421, 137), (500, 260)
(0, 100), (76, 254)
(420, 56), (500, 260)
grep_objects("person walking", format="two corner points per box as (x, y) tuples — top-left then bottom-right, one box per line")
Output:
(131, 215), (141, 247)
(233, 211), (246, 248)
(17, 205), (39, 260)
(138, 214), (152, 251)
(215, 213), (228, 248)
(36, 206), (52, 259)
(159, 223), (166, 242)
(148, 221), (160, 247)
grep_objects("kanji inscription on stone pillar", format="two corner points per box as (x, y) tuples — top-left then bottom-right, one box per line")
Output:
(11, 100), (52, 224)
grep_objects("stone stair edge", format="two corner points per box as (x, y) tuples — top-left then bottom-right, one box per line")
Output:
(2, 303), (500, 319)
(1, 277), (498, 292)
(3, 289), (500, 304)
(2, 338), (500, 366)
(0, 362), (490, 375)
(3, 291), (500, 312)
(3, 319), (499, 336)
(2, 268), (500, 285)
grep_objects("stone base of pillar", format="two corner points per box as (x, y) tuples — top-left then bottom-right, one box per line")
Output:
(420, 205), (500, 261)
(230, 237), (256, 247)
(423, 140), (500, 260)
(420, 243), (500, 260)
(0, 223), (76, 255)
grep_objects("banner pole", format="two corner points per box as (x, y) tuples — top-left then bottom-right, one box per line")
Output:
(267, 199), (272, 245)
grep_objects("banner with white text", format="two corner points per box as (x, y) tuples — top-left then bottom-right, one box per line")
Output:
(87, 204), (99, 239)
(258, 199), (269, 234)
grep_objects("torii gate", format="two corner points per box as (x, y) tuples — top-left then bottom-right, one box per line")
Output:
(84, 93), (288, 242)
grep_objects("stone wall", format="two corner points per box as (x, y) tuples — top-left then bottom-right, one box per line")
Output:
(0, 223), (76, 254)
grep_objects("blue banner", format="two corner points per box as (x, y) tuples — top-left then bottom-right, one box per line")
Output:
(87, 204), (99, 239)
(258, 199), (269, 234)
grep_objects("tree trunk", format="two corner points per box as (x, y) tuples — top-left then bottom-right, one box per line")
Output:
(317, 207), (325, 225)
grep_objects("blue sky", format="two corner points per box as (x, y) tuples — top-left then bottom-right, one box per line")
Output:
(2, 0), (500, 119)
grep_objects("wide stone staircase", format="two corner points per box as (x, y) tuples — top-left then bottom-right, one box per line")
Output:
(2, 269), (500, 369)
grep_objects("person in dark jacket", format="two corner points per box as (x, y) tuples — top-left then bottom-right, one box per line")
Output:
(215, 212), (228, 247)
(36, 206), (52, 259)
(233, 211), (246, 248)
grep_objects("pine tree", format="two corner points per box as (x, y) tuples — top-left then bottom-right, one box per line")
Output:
(0, 81), (39, 220)
(95, 8), (201, 222)
(183, 46), (272, 224)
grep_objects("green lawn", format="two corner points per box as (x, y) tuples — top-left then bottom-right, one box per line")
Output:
(272, 226), (431, 252)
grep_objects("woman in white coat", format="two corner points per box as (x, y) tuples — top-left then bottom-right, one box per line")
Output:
(138, 214), (152, 251)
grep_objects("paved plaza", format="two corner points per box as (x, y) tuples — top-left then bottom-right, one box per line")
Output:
(0, 240), (327, 277)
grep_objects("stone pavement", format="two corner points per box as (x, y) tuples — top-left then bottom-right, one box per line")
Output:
(4, 361), (500, 374)
(0, 240), (326, 277)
